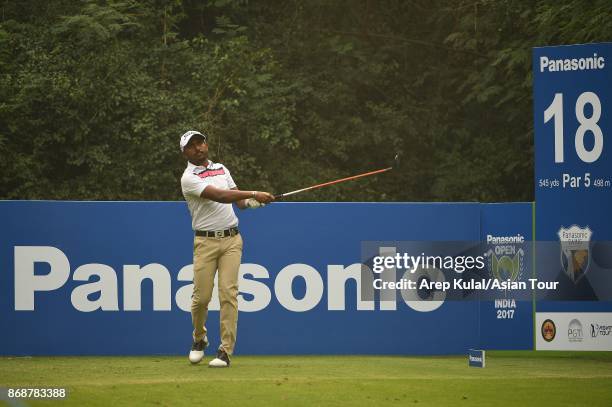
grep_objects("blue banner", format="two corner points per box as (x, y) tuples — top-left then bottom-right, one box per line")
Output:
(1, 201), (532, 355)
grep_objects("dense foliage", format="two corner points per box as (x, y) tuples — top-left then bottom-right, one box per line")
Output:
(1, 0), (610, 201)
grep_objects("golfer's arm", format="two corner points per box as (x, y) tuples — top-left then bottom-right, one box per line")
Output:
(200, 185), (252, 206)
(232, 187), (249, 209)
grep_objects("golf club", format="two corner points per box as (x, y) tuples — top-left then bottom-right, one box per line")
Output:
(274, 154), (400, 200)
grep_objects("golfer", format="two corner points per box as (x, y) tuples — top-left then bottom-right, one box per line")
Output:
(180, 130), (274, 367)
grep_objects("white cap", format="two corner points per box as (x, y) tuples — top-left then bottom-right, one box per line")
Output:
(180, 130), (207, 152)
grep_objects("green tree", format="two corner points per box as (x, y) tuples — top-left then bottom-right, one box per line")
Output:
(1, 0), (610, 202)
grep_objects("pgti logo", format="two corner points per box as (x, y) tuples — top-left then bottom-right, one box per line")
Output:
(485, 234), (525, 285)
(567, 318), (583, 343)
(558, 225), (592, 284)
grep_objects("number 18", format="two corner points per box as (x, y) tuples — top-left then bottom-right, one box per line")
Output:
(544, 91), (603, 163)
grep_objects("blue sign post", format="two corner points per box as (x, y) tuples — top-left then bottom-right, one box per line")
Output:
(533, 43), (612, 350)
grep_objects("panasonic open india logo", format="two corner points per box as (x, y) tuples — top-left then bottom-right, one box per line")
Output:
(13, 246), (438, 313)
(485, 234), (525, 283)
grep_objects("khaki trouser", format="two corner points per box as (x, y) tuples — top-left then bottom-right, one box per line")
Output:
(191, 233), (243, 355)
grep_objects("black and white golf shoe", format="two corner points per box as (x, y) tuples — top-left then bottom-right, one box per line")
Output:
(188, 337), (208, 364)
(208, 348), (230, 368)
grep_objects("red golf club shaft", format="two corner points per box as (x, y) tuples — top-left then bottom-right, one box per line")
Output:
(275, 166), (392, 199)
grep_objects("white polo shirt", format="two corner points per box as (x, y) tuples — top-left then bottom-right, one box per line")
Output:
(181, 160), (239, 231)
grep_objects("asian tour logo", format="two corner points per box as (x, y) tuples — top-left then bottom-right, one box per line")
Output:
(485, 234), (525, 286)
(591, 323), (612, 338)
(558, 226), (592, 284)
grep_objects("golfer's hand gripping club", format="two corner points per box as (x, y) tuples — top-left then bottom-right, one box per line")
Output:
(252, 191), (275, 205)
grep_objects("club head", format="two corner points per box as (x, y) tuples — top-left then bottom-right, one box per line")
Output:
(392, 153), (401, 169)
